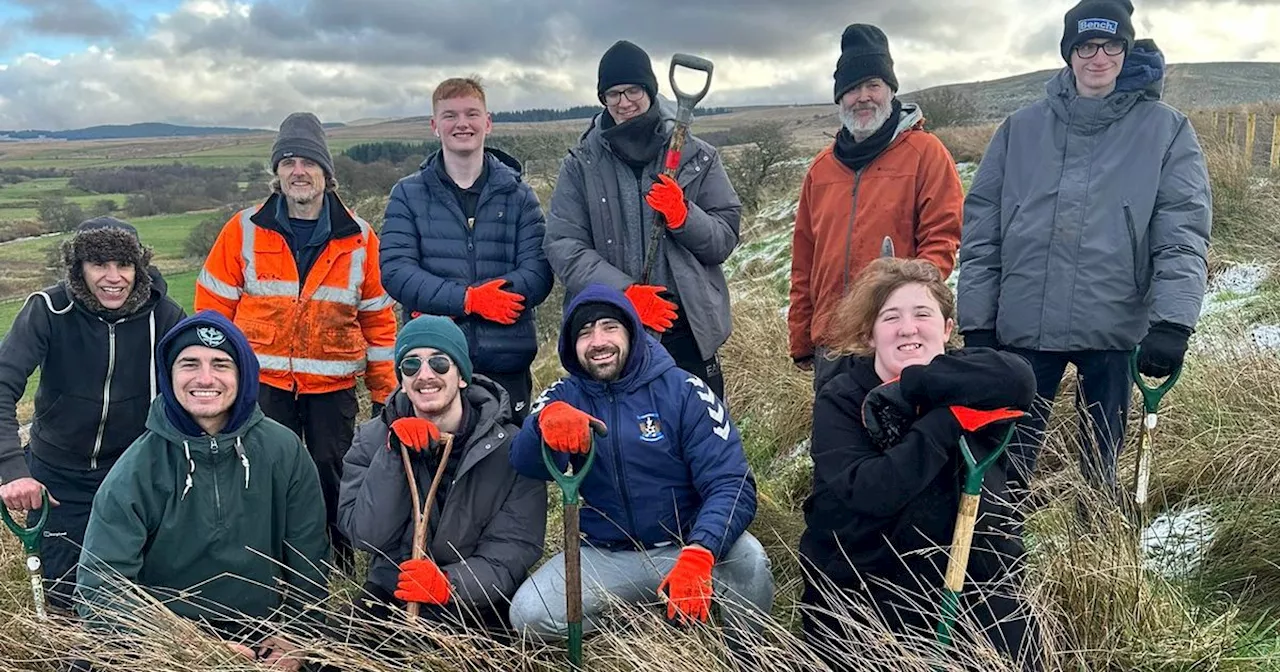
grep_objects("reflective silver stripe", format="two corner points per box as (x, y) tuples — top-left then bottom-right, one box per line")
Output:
(197, 269), (241, 300)
(358, 294), (394, 312)
(313, 286), (359, 305)
(239, 206), (301, 297)
(257, 354), (364, 376)
(367, 346), (395, 362)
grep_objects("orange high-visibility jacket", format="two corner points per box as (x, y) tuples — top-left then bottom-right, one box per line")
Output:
(195, 193), (397, 404)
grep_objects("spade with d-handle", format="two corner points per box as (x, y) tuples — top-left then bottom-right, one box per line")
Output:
(2, 490), (51, 620)
(1130, 349), (1181, 516)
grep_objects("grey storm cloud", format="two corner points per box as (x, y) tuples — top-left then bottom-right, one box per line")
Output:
(158, 0), (1007, 68)
(9, 0), (135, 39)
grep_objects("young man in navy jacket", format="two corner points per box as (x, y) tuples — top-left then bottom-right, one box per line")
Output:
(508, 283), (772, 642)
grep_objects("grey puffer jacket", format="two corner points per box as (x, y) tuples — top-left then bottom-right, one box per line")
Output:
(336, 377), (546, 610)
(544, 95), (742, 360)
(957, 54), (1211, 351)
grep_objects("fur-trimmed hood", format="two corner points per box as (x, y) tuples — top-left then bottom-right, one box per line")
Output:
(61, 217), (156, 319)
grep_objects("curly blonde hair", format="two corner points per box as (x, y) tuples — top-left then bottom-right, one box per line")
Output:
(823, 257), (956, 358)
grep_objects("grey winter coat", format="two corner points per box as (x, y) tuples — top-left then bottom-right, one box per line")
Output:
(957, 64), (1211, 351)
(544, 96), (742, 360)
(336, 377), (546, 610)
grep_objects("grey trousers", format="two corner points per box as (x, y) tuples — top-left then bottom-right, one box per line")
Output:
(508, 532), (774, 642)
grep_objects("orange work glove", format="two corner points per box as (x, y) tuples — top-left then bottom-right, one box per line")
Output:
(657, 546), (715, 624)
(388, 417), (440, 453)
(538, 401), (606, 454)
(394, 558), (451, 605)
(624, 284), (678, 333)
(464, 279), (525, 325)
(645, 174), (688, 229)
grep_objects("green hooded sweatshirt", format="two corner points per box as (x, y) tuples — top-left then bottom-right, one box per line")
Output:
(76, 394), (330, 634)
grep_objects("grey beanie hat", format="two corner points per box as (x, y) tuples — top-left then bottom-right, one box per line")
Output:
(271, 112), (334, 177)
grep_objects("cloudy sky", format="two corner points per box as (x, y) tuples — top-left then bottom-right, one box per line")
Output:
(0, 0), (1277, 130)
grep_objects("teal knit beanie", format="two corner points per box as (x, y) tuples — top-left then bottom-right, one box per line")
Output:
(394, 315), (473, 384)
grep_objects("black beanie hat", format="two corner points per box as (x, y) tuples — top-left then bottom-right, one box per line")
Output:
(834, 24), (898, 102)
(1061, 0), (1135, 63)
(568, 302), (630, 340)
(271, 112), (334, 178)
(164, 323), (240, 373)
(597, 40), (659, 104)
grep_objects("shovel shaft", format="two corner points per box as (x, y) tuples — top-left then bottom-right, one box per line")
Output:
(402, 433), (455, 622)
(1133, 419), (1155, 507)
(27, 557), (46, 620)
(564, 501), (584, 668)
(943, 493), (980, 593)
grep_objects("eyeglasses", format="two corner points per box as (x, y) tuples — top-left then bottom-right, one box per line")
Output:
(399, 355), (453, 378)
(1074, 40), (1126, 59)
(603, 86), (646, 106)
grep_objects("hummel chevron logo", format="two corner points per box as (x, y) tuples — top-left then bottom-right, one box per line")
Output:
(530, 379), (565, 415)
(686, 376), (731, 440)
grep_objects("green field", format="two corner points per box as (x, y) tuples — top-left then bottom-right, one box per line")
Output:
(0, 177), (129, 220)
(0, 136), (386, 171)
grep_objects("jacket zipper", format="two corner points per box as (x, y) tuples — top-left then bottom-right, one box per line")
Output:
(606, 392), (639, 540)
(840, 170), (866, 295)
(210, 437), (223, 528)
(90, 321), (118, 470)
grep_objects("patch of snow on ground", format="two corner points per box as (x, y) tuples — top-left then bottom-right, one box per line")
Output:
(756, 198), (799, 223)
(1141, 504), (1216, 581)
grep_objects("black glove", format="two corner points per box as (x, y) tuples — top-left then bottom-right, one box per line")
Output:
(962, 330), (998, 350)
(862, 380), (919, 449)
(371, 402), (385, 419)
(1137, 322), (1192, 378)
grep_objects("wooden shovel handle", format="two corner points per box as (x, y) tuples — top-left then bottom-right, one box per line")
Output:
(943, 492), (980, 593)
(401, 432), (454, 621)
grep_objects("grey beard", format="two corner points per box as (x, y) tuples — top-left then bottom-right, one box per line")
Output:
(840, 99), (893, 142)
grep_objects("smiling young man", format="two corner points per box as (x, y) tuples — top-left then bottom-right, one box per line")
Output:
(76, 312), (329, 669)
(338, 314), (545, 632)
(0, 217), (185, 613)
(788, 23), (963, 395)
(197, 112), (398, 574)
(508, 283), (772, 647)
(380, 78), (552, 424)
(958, 0), (1212, 495)
(544, 40), (742, 403)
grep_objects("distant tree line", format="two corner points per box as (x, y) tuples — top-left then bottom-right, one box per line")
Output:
(69, 164), (244, 217)
(487, 105), (732, 123)
(0, 167), (70, 184)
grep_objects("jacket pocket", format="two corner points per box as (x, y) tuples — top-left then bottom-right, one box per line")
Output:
(238, 319), (277, 349)
(1124, 205), (1150, 296)
(320, 327), (364, 358)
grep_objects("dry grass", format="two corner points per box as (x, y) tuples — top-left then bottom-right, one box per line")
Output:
(933, 124), (998, 164)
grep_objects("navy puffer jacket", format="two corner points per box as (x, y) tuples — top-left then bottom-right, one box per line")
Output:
(379, 148), (553, 373)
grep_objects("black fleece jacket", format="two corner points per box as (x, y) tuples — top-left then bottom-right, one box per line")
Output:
(799, 348), (1035, 586)
(0, 269), (186, 481)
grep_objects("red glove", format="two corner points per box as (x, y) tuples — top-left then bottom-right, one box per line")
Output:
(657, 546), (715, 624)
(394, 558), (451, 605)
(388, 417), (440, 453)
(464, 279), (525, 325)
(538, 401), (606, 454)
(624, 284), (678, 333)
(645, 174), (688, 229)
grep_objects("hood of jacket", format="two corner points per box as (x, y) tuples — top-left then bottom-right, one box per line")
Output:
(1045, 41), (1165, 134)
(154, 310), (262, 441)
(557, 283), (675, 394)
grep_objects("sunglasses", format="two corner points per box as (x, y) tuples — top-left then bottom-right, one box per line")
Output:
(399, 354), (453, 378)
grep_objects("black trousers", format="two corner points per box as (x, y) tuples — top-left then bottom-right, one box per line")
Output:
(1003, 348), (1132, 493)
(478, 368), (533, 426)
(660, 317), (726, 403)
(26, 451), (114, 612)
(258, 385), (357, 571)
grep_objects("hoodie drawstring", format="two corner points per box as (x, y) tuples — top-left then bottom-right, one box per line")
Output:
(181, 440), (195, 500)
(148, 312), (157, 400)
(235, 437), (250, 489)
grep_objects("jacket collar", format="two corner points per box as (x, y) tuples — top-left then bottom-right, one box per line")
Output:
(250, 191), (363, 240)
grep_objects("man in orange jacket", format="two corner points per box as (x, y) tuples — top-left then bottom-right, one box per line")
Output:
(788, 24), (963, 393)
(195, 112), (397, 573)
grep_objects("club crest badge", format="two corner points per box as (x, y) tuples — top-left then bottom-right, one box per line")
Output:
(637, 413), (664, 443)
(197, 326), (226, 348)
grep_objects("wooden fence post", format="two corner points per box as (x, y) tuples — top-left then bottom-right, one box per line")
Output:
(1272, 115), (1280, 170)
(1227, 113), (1236, 144)
(1247, 113), (1258, 164)
(1213, 111), (1220, 136)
